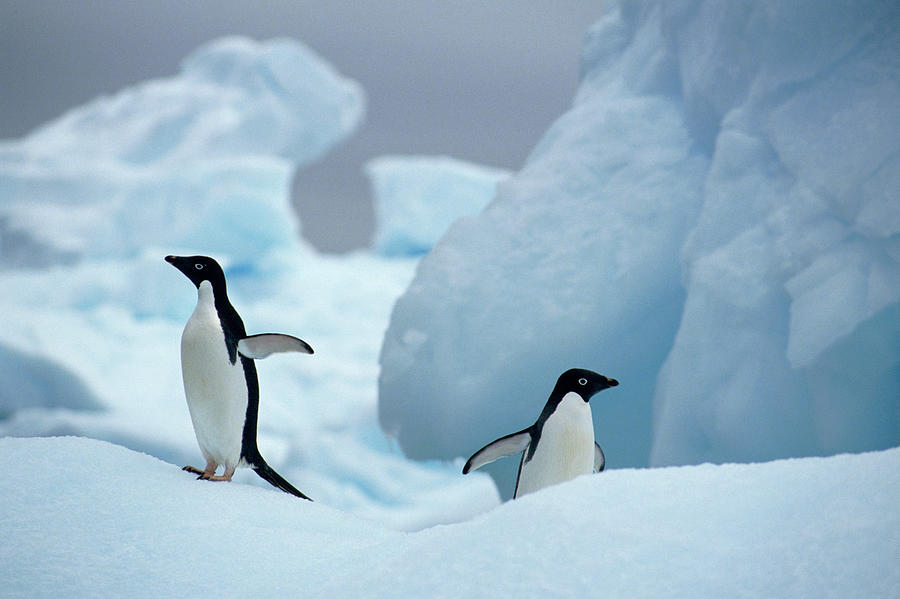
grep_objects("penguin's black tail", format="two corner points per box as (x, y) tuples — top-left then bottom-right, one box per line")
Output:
(251, 459), (312, 501)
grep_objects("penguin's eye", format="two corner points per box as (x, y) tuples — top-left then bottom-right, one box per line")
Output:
(578, 377), (588, 386)
(194, 263), (205, 270)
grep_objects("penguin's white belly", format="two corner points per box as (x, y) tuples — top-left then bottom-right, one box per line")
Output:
(516, 392), (594, 498)
(180, 288), (247, 470)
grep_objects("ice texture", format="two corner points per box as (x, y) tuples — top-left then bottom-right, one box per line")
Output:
(365, 155), (510, 256)
(378, 0), (900, 487)
(2, 436), (897, 599)
(0, 36), (364, 266)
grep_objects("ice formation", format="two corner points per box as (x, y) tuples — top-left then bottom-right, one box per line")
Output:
(0, 36), (364, 266)
(365, 155), (510, 256)
(378, 0), (900, 487)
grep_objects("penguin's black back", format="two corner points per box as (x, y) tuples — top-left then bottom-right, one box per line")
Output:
(213, 276), (311, 500)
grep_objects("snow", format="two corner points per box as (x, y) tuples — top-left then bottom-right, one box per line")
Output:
(2, 436), (897, 598)
(378, 0), (900, 489)
(0, 36), (497, 532)
(365, 155), (510, 256)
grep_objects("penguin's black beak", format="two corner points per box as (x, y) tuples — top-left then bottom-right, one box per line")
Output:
(606, 377), (619, 388)
(165, 255), (189, 278)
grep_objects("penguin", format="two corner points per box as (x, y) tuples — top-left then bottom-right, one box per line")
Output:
(165, 255), (313, 500)
(462, 368), (618, 498)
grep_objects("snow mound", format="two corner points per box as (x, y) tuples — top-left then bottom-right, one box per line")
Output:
(378, 0), (900, 485)
(365, 155), (510, 256)
(2, 436), (897, 598)
(0, 342), (102, 415)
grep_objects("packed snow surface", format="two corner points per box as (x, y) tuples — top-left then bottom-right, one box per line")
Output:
(378, 0), (900, 491)
(2, 437), (897, 599)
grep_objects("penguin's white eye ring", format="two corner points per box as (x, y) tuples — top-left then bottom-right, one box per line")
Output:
(194, 263), (205, 270)
(578, 377), (588, 386)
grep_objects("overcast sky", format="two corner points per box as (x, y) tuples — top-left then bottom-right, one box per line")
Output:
(0, 1), (603, 251)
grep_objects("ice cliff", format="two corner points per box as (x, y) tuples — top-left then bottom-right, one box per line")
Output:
(378, 0), (900, 493)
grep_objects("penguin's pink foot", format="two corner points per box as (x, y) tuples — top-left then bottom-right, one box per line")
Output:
(184, 460), (218, 478)
(198, 465), (235, 482)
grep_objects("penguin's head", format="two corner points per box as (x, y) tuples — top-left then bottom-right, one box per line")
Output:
(165, 255), (226, 289)
(558, 368), (618, 402)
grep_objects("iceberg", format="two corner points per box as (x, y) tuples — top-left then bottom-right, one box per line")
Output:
(365, 155), (511, 256)
(378, 0), (900, 489)
(0, 36), (364, 266)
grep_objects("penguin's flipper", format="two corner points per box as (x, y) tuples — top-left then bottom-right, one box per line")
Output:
(462, 429), (532, 474)
(593, 442), (606, 473)
(237, 333), (314, 359)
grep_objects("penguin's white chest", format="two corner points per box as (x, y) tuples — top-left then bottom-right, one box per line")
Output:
(516, 392), (595, 498)
(180, 282), (248, 469)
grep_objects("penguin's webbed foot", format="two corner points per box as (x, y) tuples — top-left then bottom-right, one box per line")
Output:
(184, 460), (218, 478)
(198, 473), (233, 482)
(198, 466), (235, 482)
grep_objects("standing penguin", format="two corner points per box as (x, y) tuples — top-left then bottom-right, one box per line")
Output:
(462, 368), (618, 498)
(166, 255), (313, 500)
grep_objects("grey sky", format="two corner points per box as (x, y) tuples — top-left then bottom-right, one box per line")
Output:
(0, 1), (603, 251)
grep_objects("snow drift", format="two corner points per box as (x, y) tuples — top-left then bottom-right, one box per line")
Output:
(378, 0), (900, 491)
(2, 436), (897, 599)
